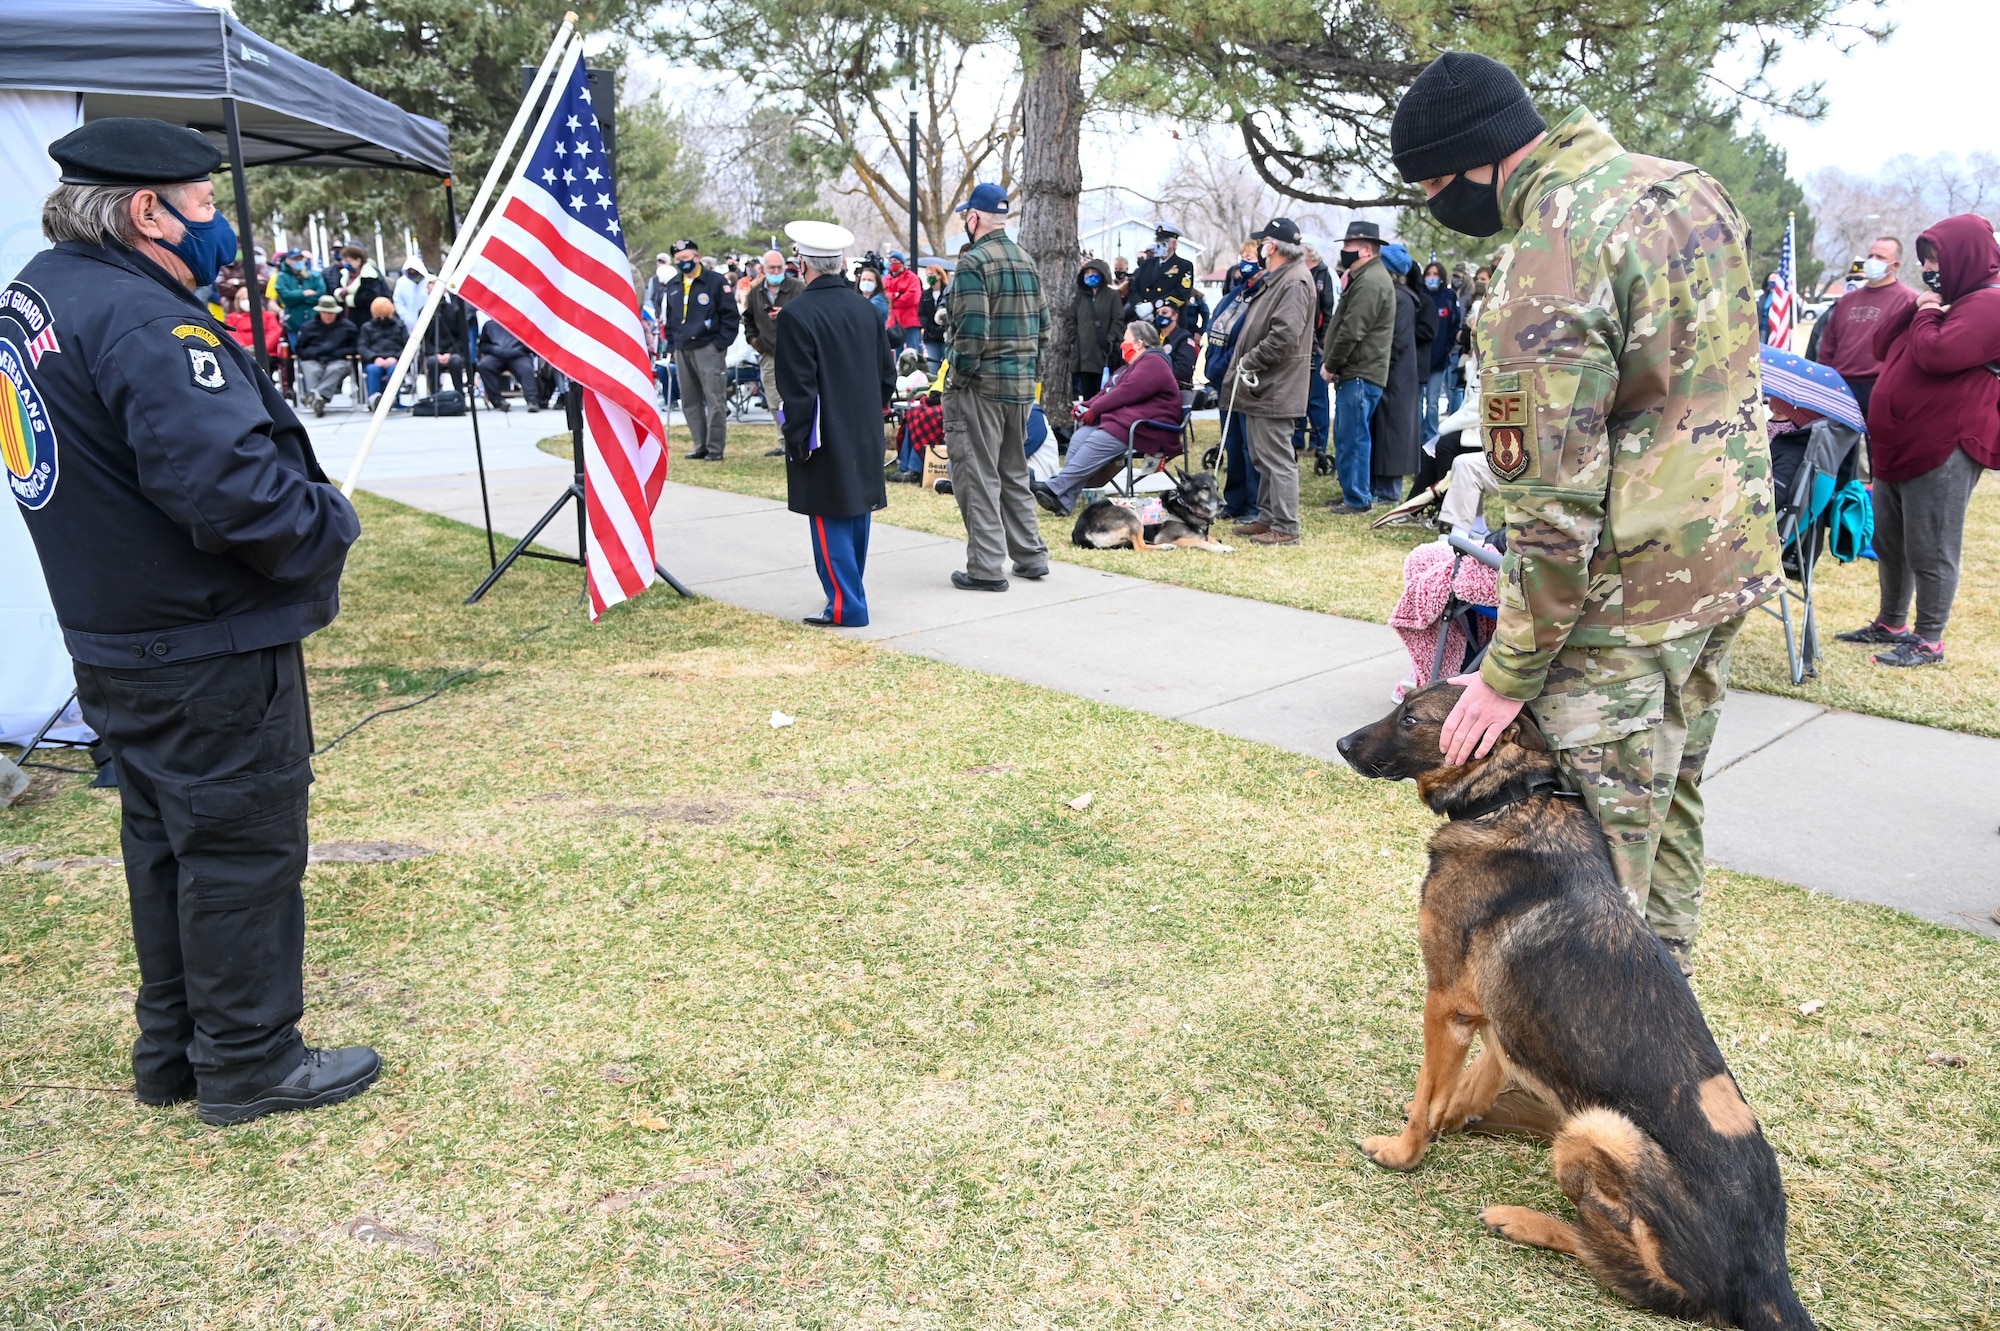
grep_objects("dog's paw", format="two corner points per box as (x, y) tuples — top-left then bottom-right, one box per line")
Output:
(1358, 1134), (1425, 1172)
(1480, 1206), (1546, 1245)
(1211, 543), (1235, 554)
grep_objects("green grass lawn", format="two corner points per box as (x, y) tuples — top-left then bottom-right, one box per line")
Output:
(4, 496), (1995, 1328)
(642, 425), (2000, 739)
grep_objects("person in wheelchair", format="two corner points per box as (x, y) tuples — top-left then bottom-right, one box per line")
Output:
(1031, 320), (1181, 516)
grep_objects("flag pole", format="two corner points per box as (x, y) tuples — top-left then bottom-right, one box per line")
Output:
(341, 13), (579, 499)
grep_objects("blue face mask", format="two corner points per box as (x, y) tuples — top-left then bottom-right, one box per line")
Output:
(765, 271), (785, 286)
(159, 196), (237, 288)
(1424, 276), (1441, 290)
(1083, 272), (1101, 288)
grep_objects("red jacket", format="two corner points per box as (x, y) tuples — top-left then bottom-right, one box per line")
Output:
(1869, 213), (2000, 482)
(1084, 348), (1183, 454)
(882, 265), (921, 330)
(225, 308), (288, 358)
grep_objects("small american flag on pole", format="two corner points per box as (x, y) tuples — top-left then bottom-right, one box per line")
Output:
(455, 42), (666, 620)
(1765, 212), (1796, 350)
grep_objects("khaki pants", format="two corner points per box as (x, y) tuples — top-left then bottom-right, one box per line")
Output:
(1530, 615), (1743, 943)
(759, 357), (782, 417)
(1243, 414), (1300, 535)
(944, 391), (1047, 580)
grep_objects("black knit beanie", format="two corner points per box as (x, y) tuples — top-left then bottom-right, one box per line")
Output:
(1390, 52), (1547, 183)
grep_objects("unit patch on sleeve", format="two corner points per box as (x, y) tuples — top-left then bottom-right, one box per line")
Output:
(186, 345), (228, 392)
(0, 281), (61, 508)
(1482, 376), (1535, 483)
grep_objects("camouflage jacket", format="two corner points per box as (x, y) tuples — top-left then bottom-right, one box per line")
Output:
(1476, 108), (1782, 703)
(946, 228), (1049, 404)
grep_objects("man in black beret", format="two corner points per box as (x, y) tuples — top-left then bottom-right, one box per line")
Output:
(6, 116), (381, 1124)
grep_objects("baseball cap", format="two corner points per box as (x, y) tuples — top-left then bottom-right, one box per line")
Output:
(956, 182), (1010, 216)
(1251, 217), (1301, 245)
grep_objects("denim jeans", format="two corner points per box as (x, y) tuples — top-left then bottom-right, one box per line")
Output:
(1422, 366), (1449, 445)
(1445, 350), (1465, 415)
(1292, 350), (1330, 454)
(364, 362), (402, 405)
(1222, 412), (1259, 517)
(1332, 376), (1383, 509)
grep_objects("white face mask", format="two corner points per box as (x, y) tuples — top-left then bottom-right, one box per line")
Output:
(859, 279), (877, 293)
(1862, 257), (1890, 282)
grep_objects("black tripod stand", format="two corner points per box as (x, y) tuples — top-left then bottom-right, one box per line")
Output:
(464, 385), (692, 604)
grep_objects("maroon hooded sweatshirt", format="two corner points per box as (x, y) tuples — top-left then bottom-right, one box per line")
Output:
(1868, 213), (2000, 483)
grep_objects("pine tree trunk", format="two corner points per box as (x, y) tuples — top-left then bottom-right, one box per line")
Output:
(1017, 3), (1082, 405)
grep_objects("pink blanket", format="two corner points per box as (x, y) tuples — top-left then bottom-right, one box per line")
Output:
(1389, 540), (1499, 696)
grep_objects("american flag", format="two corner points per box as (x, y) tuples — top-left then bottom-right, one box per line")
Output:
(1765, 213), (1796, 350)
(455, 45), (666, 619)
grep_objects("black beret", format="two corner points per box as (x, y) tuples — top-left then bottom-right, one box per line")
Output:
(49, 117), (224, 186)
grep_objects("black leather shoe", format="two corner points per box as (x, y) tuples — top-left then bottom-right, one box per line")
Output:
(136, 1076), (196, 1107)
(764, 446), (786, 457)
(197, 1045), (382, 1126)
(683, 450), (710, 460)
(1031, 482), (1067, 515)
(951, 571), (1008, 592)
(802, 613), (837, 627)
(1012, 563), (1049, 580)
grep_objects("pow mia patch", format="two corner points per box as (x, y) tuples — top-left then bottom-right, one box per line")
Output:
(186, 345), (227, 393)
(1483, 379), (1535, 482)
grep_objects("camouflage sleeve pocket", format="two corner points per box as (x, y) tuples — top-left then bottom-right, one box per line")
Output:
(1484, 358), (1615, 493)
(1527, 665), (1665, 750)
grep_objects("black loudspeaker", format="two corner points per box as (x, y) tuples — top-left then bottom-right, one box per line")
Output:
(519, 65), (617, 179)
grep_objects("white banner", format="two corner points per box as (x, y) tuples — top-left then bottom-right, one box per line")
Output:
(0, 88), (90, 747)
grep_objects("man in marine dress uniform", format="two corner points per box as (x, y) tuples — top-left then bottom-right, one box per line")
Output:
(1390, 55), (1782, 972)
(775, 221), (899, 627)
(6, 118), (380, 1123)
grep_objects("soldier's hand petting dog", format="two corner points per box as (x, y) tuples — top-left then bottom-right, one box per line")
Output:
(1440, 673), (1528, 765)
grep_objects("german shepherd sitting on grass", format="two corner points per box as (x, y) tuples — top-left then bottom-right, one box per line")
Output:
(1336, 683), (1815, 1331)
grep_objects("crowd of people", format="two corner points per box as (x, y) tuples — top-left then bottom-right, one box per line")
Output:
(200, 242), (544, 420)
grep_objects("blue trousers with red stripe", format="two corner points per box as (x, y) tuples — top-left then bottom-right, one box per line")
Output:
(809, 513), (871, 626)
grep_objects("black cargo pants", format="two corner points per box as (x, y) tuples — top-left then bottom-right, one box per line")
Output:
(72, 643), (313, 1102)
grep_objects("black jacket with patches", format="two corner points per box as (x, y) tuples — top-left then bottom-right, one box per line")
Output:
(775, 275), (897, 518)
(6, 242), (357, 668)
(658, 265), (741, 353)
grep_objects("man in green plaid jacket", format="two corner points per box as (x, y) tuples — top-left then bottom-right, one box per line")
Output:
(943, 182), (1050, 590)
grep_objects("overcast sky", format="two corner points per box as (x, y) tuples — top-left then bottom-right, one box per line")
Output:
(1739, 0), (1999, 178)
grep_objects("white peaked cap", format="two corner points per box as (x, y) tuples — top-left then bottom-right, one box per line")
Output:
(785, 220), (855, 257)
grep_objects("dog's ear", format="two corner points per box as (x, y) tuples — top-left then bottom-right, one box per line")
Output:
(1501, 709), (1549, 752)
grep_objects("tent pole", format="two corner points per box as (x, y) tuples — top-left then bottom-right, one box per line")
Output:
(222, 98), (270, 376)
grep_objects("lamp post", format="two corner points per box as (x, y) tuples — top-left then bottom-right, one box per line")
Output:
(898, 36), (919, 260)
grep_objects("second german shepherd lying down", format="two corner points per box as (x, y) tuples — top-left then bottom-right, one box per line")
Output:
(1336, 684), (1816, 1331)
(1071, 466), (1232, 553)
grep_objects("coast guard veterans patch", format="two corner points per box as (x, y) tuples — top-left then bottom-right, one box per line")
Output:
(0, 282), (60, 509)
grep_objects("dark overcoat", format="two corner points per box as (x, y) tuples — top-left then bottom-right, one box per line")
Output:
(1371, 283), (1427, 479)
(776, 274), (897, 518)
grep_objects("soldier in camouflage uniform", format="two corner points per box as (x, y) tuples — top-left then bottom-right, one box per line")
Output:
(1389, 54), (1782, 969)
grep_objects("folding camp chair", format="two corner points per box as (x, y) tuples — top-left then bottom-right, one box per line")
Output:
(1760, 419), (1862, 684)
(1111, 389), (1196, 495)
(1434, 532), (1504, 681)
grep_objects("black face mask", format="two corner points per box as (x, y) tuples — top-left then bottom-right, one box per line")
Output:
(1922, 268), (1944, 294)
(677, 259), (698, 274)
(1427, 170), (1505, 238)
(1338, 249), (1359, 271)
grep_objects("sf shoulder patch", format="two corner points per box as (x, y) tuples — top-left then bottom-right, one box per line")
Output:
(1483, 376), (1534, 482)
(0, 280), (60, 509)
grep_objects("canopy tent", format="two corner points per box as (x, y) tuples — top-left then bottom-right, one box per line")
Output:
(0, 0), (450, 176)
(0, 0), (451, 752)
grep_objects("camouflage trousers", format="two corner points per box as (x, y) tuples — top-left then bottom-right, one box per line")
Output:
(1527, 616), (1743, 943)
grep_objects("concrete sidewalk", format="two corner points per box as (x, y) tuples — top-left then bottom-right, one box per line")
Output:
(326, 414), (1999, 939)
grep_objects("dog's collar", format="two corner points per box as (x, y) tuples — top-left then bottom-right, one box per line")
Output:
(1448, 773), (1581, 821)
